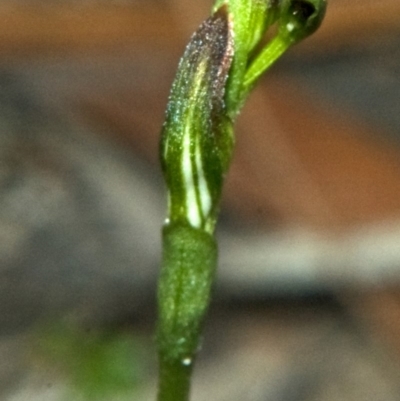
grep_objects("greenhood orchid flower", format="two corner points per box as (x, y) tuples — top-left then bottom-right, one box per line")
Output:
(157, 2), (327, 400)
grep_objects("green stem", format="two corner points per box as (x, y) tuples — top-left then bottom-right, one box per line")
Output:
(243, 34), (291, 94)
(157, 358), (193, 401)
(156, 223), (217, 401)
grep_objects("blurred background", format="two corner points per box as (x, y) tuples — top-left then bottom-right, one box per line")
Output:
(1, 0), (400, 400)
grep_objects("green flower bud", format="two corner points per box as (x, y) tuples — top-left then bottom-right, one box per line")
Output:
(278, 0), (327, 44)
(243, 0), (327, 91)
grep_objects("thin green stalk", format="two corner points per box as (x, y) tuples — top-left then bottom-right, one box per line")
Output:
(243, 34), (291, 94)
(157, 358), (192, 401)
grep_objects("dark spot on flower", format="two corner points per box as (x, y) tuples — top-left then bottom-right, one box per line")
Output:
(291, 1), (316, 21)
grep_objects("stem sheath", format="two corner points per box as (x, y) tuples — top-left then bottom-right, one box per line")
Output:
(157, 223), (217, 401)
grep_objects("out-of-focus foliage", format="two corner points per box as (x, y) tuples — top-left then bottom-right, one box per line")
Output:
(35, 323), (147, 400)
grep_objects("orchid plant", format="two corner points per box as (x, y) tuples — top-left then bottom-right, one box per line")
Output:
(156, 1), (327, 400)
